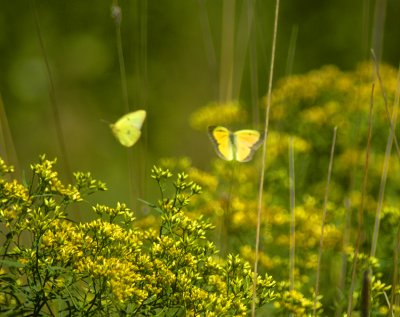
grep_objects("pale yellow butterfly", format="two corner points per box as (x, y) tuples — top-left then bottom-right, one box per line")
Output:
(207, 126), (264, 162)
(110, 110), (146, 147)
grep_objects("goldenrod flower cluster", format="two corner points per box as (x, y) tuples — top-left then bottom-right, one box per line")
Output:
(179, 62), (400, 315)
(0, 156), (275, 316)
(189, 100), (248, 131)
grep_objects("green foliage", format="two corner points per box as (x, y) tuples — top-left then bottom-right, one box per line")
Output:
(3, 63), (400, 316)
(0, 156), (275, 316)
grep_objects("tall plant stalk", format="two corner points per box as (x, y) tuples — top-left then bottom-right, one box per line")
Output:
(313, 126), (338, 316)
(371, 65), (400, 259)
(347, 84), (375, 316)
(251, 0), (280, 315)
(31, 0), (72, 183)
(289, 138), (295, 299)
(0, 95), (20, 179)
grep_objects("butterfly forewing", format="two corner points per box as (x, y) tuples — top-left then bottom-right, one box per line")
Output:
(120, 110), (146, 130)
(110, 110), (146, 147)
(208, 126), (234, 161)
(233, 130), (264, 162)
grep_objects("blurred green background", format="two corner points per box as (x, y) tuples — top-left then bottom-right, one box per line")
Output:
(0, 0), (399, 209)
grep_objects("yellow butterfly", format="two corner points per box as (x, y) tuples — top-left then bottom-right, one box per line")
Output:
(110, 110), (146, 147)
(208, 126), (264, 162)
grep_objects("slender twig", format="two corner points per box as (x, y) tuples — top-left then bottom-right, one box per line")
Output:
(218, 162), (238, 256)
(251, 0), (280, 315)
(285, 25), (298, 77)
(138, 0), (148, 200)
(347, 83), (375, 316)
(112, 1), (129, 113)
(361, 0), (371, 59)
(388, 65), (400, 317)
(197, 0), (218, 98)
(31, 0), (72, 182)
(391, 224), (400, 317)
(138, 0), (148, 109)
(371, 65), (400, 259)
(335, 198), (352, 317)
(0, 94), (20, 179)
(313, 126), (338, 316)
(287, 33), (299, 309)
(370, 51), (400, 317)
(371, 50), (400, 162)
(130, 0), (149, 202)
(383, 289), (396, 317)
(289, 138), (295, 294)
(371, 0), (387, 62)
(232, 0), (255, 100)
(112, 1), (148, 209)
(248, 0), (259, 125)
(219, 0), (235, 102)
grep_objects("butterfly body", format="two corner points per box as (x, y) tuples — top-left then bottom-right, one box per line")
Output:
(110, 110), (146, 147)
(208, 126), (264, 162)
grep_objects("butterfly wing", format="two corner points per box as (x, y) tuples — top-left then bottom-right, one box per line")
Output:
(233, 129), (264, 162)
(110, 110), (146, 147)
(207, 126), (234, 161)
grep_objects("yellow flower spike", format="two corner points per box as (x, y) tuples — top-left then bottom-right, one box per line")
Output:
(190, 100), (247, 131)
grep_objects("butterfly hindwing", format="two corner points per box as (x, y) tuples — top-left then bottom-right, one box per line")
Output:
(110, 110), (146, 147)
(208, 126), (234, 161)
(233, 130), (264, 162)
